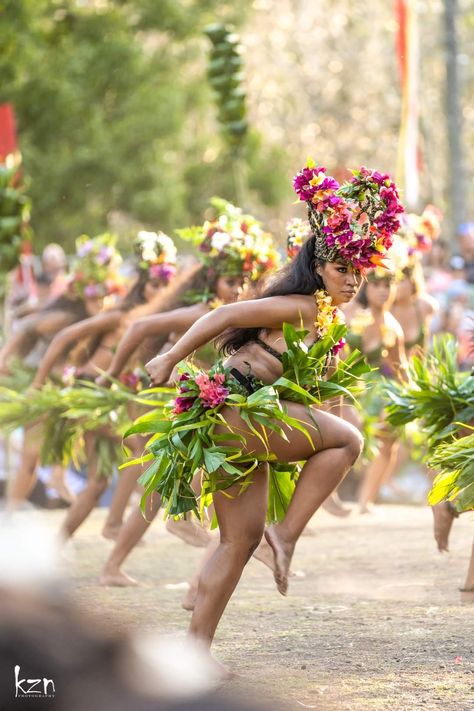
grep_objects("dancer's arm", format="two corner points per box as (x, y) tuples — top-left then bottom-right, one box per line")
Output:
(386, 314), (408, 381)
(96, 303), (209, 383)
(32, 310), (121, 387)
(146, 295), (310, 384)
(0, 310), (75, 373)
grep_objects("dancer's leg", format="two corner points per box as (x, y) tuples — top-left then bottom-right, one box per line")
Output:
(182, 532), (277, 612)
(166, 471), (212, 548)
(46, 464), (75, 504)
(358, 436), (399, 513)
(189, 467), (269, 645)
(6, 422), (42, 508)
(189, 403), (362, 642)
(182, 534), (219, 611)
(432, 501), (458, 552)
(100, 492), (161, 586)
(461, 539), (474, 593)
(102, 434), (145, 539)
(59, 433), (108, 540)
(266, 433), (362, 594)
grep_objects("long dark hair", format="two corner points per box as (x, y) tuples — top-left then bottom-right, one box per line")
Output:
(118, 270), (152, 312)
(218, 234), (326, 354)
(42, 293), (89, 321)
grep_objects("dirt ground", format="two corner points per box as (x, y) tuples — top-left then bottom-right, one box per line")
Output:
(46, 505), (473, 711)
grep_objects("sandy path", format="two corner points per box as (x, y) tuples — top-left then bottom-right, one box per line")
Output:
(48, 505), (474, 710)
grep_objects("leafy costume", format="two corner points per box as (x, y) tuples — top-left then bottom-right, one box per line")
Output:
(386, 334), (474, 512)
(125, 322), (370, 520)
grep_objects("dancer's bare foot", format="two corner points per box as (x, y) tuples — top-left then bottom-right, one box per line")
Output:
(264, 525), (294, 596)
(432, 502), (457, 552)
(182, 585), (197, 611)
(99, 569), (142, 587)
(322, 492), (351, 517)
(252, 537), (301, 578)
(187, 641), (236, 681)
(166, 518), (211, 548)
(252, 537), (275, 571)
(47, 469), (75, 505)
(102, 523), (122, 541)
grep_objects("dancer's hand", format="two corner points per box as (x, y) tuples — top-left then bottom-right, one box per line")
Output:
(146, 353), (175, 385)
(95, 374), (112, 388)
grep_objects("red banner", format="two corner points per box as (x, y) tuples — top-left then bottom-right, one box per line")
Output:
(0, 103), (18, 161)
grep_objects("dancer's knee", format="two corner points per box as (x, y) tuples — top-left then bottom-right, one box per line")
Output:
(345, 425), (364, 464)
(88, 478), (108, 497)
(221, 527), (264, 562)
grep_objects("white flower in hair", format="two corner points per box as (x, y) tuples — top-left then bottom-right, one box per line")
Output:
(244, 233), (255, 249)
(211, 231), (231, 251)
(217, 214), (229, 229)
(157, 232), (177, 262)
(137, 230), (177, 264)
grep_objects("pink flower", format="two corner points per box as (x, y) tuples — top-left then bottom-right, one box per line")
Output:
(149, 263), (176, 283)
(120, 372), (140, 390)
(332, 338), (346, 355)
(293, 166), (339, 203)
(195, 372), (229, 408)
(62, 365), (77, 386)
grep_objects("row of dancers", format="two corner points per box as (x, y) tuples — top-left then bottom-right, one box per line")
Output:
(0, 161), (471, 670)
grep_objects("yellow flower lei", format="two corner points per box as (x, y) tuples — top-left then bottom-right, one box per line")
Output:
(350, 308), (396, 353)
(208, 297), (224, 310)
(314, 290), (344, 337)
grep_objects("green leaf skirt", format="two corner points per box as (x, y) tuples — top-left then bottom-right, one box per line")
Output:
(123, 322), (371, 520)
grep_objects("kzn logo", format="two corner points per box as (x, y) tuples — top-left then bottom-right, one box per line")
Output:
(14, 665), (55, 698)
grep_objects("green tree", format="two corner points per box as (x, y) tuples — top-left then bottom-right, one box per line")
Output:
(0, 0), (286, 249)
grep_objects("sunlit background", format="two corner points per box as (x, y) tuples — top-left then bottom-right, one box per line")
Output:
(1, 0), (472, 249)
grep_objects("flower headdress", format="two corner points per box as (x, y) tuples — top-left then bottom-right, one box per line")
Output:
(286, 218), (312, 260)
(177, 197), (280, 282)
(293, 159), (405, 269)
(365, 238), (412, 283)
(134, 230), (177, 285)
(70, 233), (122, 299)
(397, 205), (442, 267)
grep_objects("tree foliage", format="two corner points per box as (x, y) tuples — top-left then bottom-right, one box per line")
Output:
(0, 0), (287, 248)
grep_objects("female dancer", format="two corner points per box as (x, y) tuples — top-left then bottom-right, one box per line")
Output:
(4, 233), (121, 507)
(99, 201), (280, 585)
(33, 231), (178, 539)
(390, 206), (441, 356)
(136, 162), (403, 652)
(7, 232), (174, 514)
(344, 269), (407, 512)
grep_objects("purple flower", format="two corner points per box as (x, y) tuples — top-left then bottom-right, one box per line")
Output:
(173, 395), (195, 414)
(332, 338), (346, 355)
(84, 283), (100, 298)
(149, 263), (176, 283)
(77, 241), (94, 258)
(293, 166), (339, 202)
(97, 246), (113, 265)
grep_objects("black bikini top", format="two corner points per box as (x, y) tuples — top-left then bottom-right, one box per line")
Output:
(254, 336), (284, 363)
(254, 334), (321, 364)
